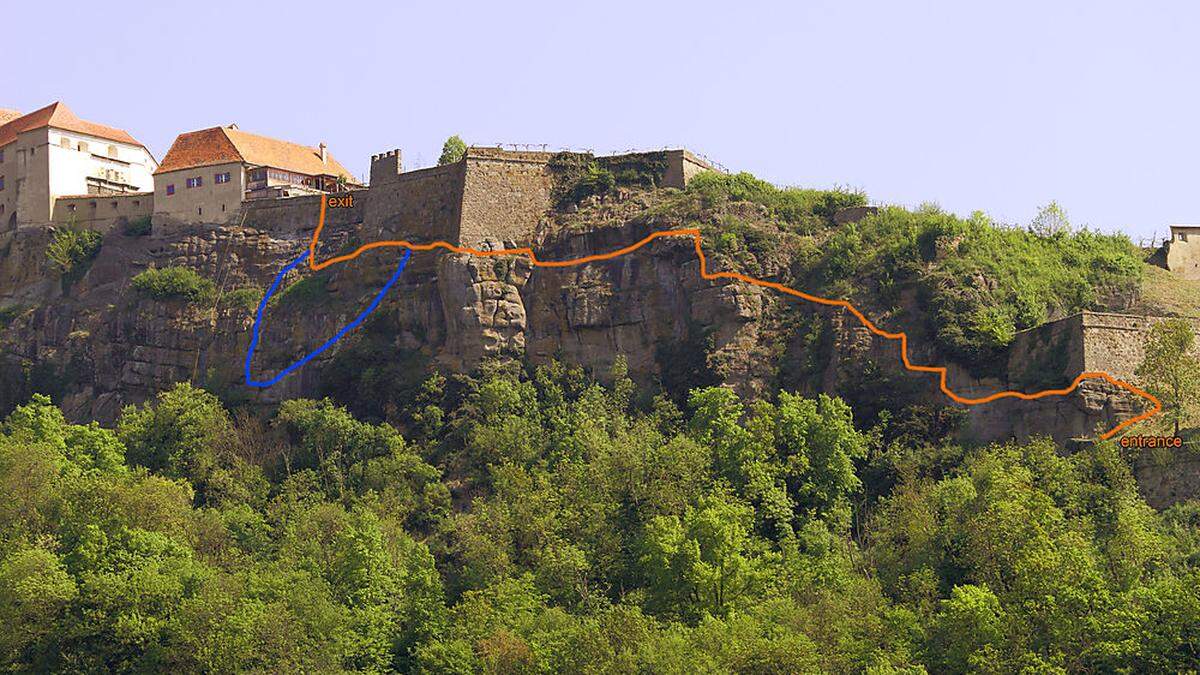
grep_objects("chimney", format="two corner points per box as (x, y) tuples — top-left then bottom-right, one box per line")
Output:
(319, 142), (328, 164)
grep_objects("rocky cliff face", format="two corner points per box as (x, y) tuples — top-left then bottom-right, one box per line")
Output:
(0, 192), (1150, 454)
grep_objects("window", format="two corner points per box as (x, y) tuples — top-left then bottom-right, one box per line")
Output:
(0, 149), (4, 162)
(186, 176), (202, 188)
(68, 204), (76, 212)
(60, 137), (71, 149)
(76, 142), (87, 153)
(166, 184), (175, 196)
(108, 145), (118, 158)
(111, 201), (119, 210)
(88, 201), (96, 208)
(0, 176), (4, 191)
(132, 200), (140, 207)
(198, 207), (203, 216)
(215, 172), (231, 184)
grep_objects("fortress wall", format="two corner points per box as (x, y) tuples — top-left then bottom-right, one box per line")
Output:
(363, 162), (465, 244)
(1079, 311), (1200, 379)
(1006, 311), (1200, 386)
(459, 148), (554, 245)
(52, 193), (153, 233)
(663, 149), (716, 188)
(241, 192), (365, 236)
(1006, 313), (1087, 387)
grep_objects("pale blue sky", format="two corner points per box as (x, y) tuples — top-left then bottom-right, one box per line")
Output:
(3, 1), (1196, 238)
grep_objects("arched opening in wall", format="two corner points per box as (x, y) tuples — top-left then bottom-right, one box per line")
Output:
(6, 213), (14, 230)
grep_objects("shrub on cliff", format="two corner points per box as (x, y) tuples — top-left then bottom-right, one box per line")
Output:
(122, 216), (152, 237)
(45, 226), (102, 275)
(816, 205), (1143, 371)
(131, 266), (216, 302)
(223, 286), (264, 313)
(688, 171), (867, 233)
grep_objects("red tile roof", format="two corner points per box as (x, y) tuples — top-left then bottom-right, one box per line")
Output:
(0, 109), (21, 125)
(154, 127), (241, 174)
(156, 125), (355, 180)
(0, 102), (143, 149)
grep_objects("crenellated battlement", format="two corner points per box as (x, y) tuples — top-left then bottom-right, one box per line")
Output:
(368, 149), (403, 186)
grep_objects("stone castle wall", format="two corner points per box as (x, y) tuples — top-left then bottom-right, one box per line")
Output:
(1079, 311), (1200, 378)
(459, 148), (554, 246)
(1165, 228), (1200, 280)
(363, 162), (466, 244)
(1005, 311), (1200, 386)
(241, 191), (365, 236)
(52, 193), (153, 234)
(662, 150), (716, 189)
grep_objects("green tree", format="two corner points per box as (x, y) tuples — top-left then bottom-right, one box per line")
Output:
(639, 494), (773, 620)
(117, 383), (265, 506)
(1029, 200), (1071, 237)
(0, 547), (77, 666)
(927, 584), (1006, 672)
(1136, 318), (1200, 435)
(438, 135), (467, 165)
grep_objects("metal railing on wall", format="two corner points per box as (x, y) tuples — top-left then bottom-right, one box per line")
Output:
(481, 142), (732, 174)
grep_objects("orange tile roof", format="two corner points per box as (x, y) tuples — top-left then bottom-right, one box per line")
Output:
(0, 109), (21, 125)
(0, 102), (143, 149)
(154, 127), (241, 173)
(155, 125), (355, 180)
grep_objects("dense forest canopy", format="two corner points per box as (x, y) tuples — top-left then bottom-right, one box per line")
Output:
(1, 356), (1198, 672)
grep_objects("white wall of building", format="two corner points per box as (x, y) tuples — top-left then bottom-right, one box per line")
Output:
(0, 127), (156, 226)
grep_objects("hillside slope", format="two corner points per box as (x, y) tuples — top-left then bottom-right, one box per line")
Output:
(0, 170), (1160, 445)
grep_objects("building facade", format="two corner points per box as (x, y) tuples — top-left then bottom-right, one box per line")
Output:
(153, 125), (359, 224)
(0, 102), (156, 227)
(1164, 224), (1200, 281)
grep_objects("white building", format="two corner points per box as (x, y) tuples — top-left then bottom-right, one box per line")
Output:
(0, 102), (157, 227)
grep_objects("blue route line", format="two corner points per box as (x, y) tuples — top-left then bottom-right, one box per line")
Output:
(244, 249), (412, 388)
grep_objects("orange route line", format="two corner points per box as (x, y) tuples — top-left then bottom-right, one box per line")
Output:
(307, 197), (1161, 440)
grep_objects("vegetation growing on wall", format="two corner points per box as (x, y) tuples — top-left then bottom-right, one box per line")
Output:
(548, 151), (673, 207)
(121, 216), (152, 237)
(130, 266), (216, 302)
(813, 205), (1143, 371)
(1137, 318), (1200, 435)
(687, 171), (867, 234)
